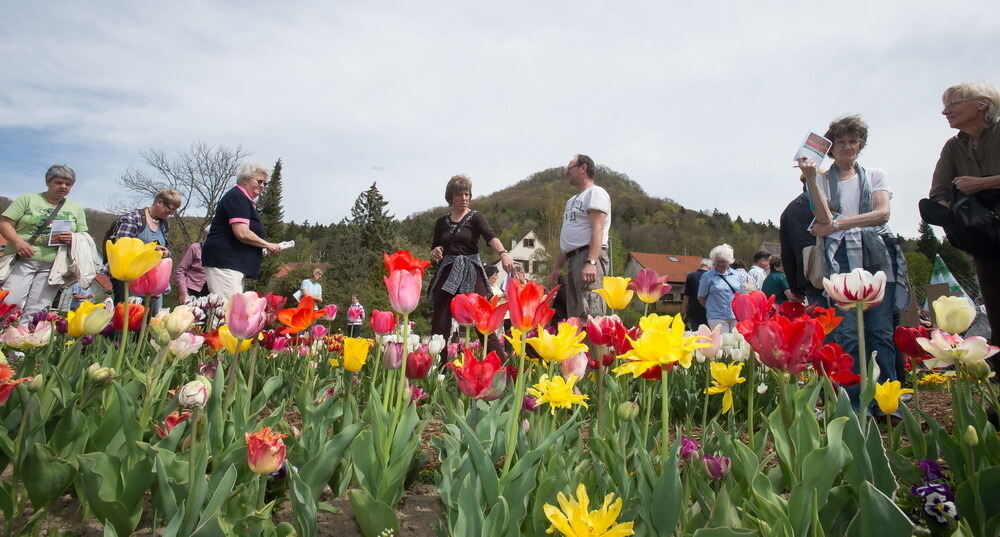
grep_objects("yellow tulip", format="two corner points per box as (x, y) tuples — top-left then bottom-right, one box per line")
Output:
(66, 301), (114, 338)
(219, 325), (252, 355)
(342, 337), (371, 372)
(705, 362), (746, 414)
(873, 380), (913, 415)
(613, 314), (711, 377)
(505, 328), (526, 357)
(105, 237), (163, 282)
(527, 374), (589, 415)
(932, 296), (976, 334)
(543, 483), (634, 537)
(593, 276), (634, 310)
(526, 322), (589, 363)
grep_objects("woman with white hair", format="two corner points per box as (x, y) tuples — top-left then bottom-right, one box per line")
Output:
(696, 243), (744, 331)
(202, 163), (281, 297)
(928, 82), (1000, 349)
(1, 165), (89, 318)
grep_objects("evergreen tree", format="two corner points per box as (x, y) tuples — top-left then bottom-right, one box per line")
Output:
(916, 220), (939, 261)
(348, 182), (396, 253)
(252, 158), (286, 289)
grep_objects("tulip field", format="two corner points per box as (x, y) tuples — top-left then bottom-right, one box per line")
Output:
(0, 241), (999, 536)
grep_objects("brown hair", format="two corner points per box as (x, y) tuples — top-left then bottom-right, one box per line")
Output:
(576, 154), (596, 179)
(768, 255), (782, 271)
(445, 174), (472, 204)
(824, 115), (868, 157)
(155, 188), (182, 209)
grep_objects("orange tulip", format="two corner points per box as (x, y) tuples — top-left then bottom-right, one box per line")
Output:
(113, 302), (146, 332)
(276, 296), (325, 335)
(246, 426), (287, 474)
(0, 363), (31, 406)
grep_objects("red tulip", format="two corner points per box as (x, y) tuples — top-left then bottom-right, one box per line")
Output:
(370, 310), (396, 335)
(276, 295), (326, 335)
(245, 427), (287, 474)
(406, 350), (433, 379)
(383, 250), (431, 274)
(384, 269), (422, 314)
(450, 293), (478, 326)
(744, 316), (823, 375)
(0, 364), (31, 406)
(113, 302), (146, 332)
(154, 410), (192, 438)
(585, 315), (623, 346)
(446, 349), (507, 400)
(733, 290), (774, 326)
(130, 258), (173, 296)
(894, 325), (931, 362)
(628, 268), (672, 304)
(506, 279), (557, 332)
(810, 343), (861, 386)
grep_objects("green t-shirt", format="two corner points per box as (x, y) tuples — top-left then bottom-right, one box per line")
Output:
(2, 193), (88, 263)
(761, 271), (790, 304)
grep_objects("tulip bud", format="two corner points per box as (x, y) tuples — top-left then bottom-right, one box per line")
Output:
(617, 401), (639, 420)
(383, 341), (403, 369)
(964, 425), (979, 447)
(55, 318), (68, 334)
(86, 363), (114, 384)
(964, 361), (992, 381)
(521, 419), (530, 433)
(27, 375), (44, 392)
(150, 323), (172, 346)
(522, 395), (539, 412)
(177, 377), (212, 408)
(757, 383), (768, 394)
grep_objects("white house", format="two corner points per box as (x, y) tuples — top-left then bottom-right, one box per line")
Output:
(493, 230), (546, 280)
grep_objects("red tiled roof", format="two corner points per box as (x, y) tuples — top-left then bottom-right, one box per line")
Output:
(93, 274), (112, 291)
(274, 262), (330, 279)
(628, 252), (704, 283)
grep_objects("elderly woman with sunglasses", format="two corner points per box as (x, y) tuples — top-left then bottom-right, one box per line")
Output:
(1, 164), (89, 318)
(202, 163), (281, 298)
(928, 82), (1000, 350)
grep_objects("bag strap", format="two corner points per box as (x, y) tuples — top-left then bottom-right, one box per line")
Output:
(26, 198), (67, 246)
(717, 272), (740, 294)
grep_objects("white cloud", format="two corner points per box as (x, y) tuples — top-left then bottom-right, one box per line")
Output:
(1, 1), (997, 237)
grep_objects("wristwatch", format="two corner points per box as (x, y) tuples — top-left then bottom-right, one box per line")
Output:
(831, 219), (841, 230)
(586, 259), (597, 266)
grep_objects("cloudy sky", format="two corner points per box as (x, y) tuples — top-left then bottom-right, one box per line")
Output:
(1, 1), (996, 238)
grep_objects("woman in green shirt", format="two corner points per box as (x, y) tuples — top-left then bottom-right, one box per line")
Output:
(761, 255), (795, 305)
(0, 165), (89, 319)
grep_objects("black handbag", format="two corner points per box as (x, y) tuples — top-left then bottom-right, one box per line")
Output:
(938, 188), (1000, 260)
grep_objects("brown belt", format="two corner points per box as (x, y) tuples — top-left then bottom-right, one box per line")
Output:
(566, 245), (606, 258)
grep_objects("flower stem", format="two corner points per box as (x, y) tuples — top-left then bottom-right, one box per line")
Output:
(222, 344), (243, 411)
(701, 362), (711, 429)
(501, 349), (527, 476)
(746, 355), (756, 449)
(113, 282), (130, 371)
(856, 304), (868, 428)
(660, 367), (670, 461)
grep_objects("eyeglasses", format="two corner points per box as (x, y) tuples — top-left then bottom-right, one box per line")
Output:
(254, 179), (268, 186)
(944, 98), (980, 109)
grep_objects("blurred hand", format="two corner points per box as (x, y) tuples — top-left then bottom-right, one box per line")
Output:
(14, 239), (35, 258)
(796, 156), (818, 182)
(499, 252), (514, 274)
(56, 232), (73, 245)
(581, 262), (597, 284)
(954, 175), (986, 195)
(265, 242), (281, 254)
(810, 222), (836, 237)
(430, 246), (444, 262)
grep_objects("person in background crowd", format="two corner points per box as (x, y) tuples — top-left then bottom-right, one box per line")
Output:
(346, 294), (365, 337)
(683, 258), (711, 329)
(780, 177), (826, 305)
(549, 154), (612, 320)
(730, 260), (753, 293)
(428, 175), (513, 352)
(747, 251), (770, 291)
(698, 244), (744, 332)
(110, 188), (181, 315)
(299, 268), (323, 304)
(69, 281), (94, 310)
(761, 255), (794, 304)
(798, 114), (910, 412)
(928, 82), (1000, 353)
(1, 165), (88, 318)
(175, 227), (210, 303)
(203, 163), (281, 297)
(485, 265), (503, 297)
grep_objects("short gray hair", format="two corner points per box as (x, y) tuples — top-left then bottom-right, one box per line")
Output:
(699, 258), (712, 268)
(236, 163), (270, 184)
(708, 244), (735, 264)
(45, 164), (76, 184)
(944, 82), (1000, 124)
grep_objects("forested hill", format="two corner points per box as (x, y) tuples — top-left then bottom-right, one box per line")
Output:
(398, 166), (780, 265)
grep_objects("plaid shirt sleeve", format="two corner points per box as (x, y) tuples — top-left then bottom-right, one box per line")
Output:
(113, 210), (143, 239)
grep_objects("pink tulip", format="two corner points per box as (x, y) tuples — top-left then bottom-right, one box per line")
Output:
(695, 324), (724, 358)
(322, 304), (338, 321)
(311, 324), (328, 339)
(370, 310), (396, 335)
(449, 293), (479, 326)
(131, 259), (173, 296)
(384, 269), (422, 314)
(628, 268), (672, 304)
(561, 351), (589, 378)
(225, 291), (268, 340)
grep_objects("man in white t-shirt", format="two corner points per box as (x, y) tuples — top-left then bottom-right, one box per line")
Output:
(747, 251), (770, 291)
(549, 154), (611, 319)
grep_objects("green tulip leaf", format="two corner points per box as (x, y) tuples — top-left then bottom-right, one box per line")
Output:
(24, 442), (77, 509)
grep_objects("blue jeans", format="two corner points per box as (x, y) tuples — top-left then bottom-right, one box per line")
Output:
(831, 245), (897, 411)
